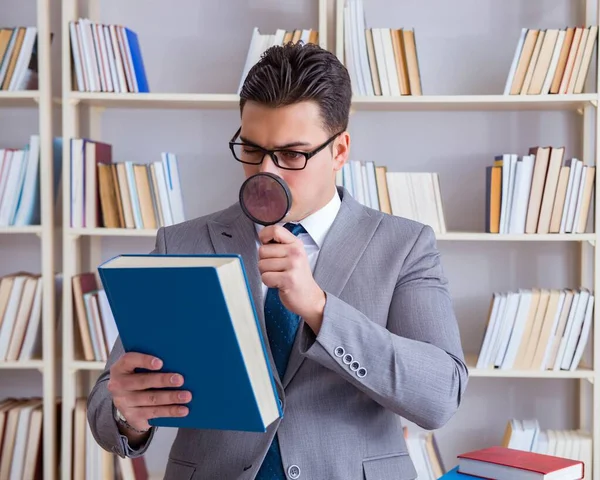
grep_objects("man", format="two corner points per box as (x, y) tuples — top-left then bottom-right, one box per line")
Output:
(87, 42), (468, 480)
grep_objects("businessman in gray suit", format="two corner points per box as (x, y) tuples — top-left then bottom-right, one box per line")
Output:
(87, 42), (469, 479)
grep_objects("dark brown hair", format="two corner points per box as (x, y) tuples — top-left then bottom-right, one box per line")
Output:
(239, 42), (352, 135)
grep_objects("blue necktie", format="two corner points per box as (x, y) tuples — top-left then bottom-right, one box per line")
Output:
(256, 222), (306, 480)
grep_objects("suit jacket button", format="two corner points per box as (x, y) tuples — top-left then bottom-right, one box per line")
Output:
(334, 346), (344, 357)
(287, 464), (301, 478)
(343, 353), (353, 365)
(357, 367), (367, 378)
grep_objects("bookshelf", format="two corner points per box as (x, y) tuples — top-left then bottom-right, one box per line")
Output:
(0, 0), (58, 479)
(58, 0), (599, 478)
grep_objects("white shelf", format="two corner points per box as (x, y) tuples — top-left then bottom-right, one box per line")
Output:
(67, 91), (599, 112)
(70, 361), (106, 372)
(68, 227), (158, 237)
(0, 225), (43, 235)
(436, 232), (596, 241)
(68, 91), (240, 109)
(349, 94), (599, 112)
(0, 360), (44, 371)
(0, 90), (40, 107)
(466, 356), (594, 380)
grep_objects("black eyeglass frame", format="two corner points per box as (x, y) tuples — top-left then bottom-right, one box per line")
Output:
(228, 127), (344, 171)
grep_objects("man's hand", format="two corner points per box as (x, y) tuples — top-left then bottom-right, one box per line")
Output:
(108, 352), (191, 437)
(257, 224), (326, 333)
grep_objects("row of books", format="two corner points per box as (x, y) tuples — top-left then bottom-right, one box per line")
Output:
(343, 0), (421, 96)
(502, 418), (592, 478)
(443, 445), (585, 479)
(485, 146), (595, 234)
(0, 398), (43, 480)
(504, 26), (598, 95)
(0, 272), (43, 362)
(72, 272), (117, 363)
(0, 135), (41, 227)
(69, 18), (149, 93)
(69, 138), (185, 229)
(72, 398), (149, 480)
(475, 287), (594, 372)
(238, 27), (319, 94)
(0, 27), (38, 91)
(336, 161), (447, 234)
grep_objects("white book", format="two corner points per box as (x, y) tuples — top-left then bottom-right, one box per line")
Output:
(493, 292), (521, 368)
(17, 278), (43, 360)
(8, 27), (37, 91)
(163, 153), (186, 224)
(504, 28), (528, 95)
(485, 293), (509, 367)
(153, 161), (174, 226)
(539, 291), (566, 370)
(497, 154), (511, 234)
(365, 161), (379, 210)
(568, 293), (594, 371)
(0, 151), (25, 226)
(565, 159), (583, 232)
(355, 0), (374, 96)
(541, 29), (566, 94)
(103, 25), (120, 93)
(79, 18), (100, 92)
(360, 164), (370, 207)
(70, 22), (86, 91)
(14, 134), (41, 226)
(343, 3), (360, 95)
(476, 293), (502, 369)
(0, 275), (28, 360)
(372, 28), (390, 95)
(509, 155), (535, 234)
(571, 165), (589, 233)
(500, 290), (533, 369)
(109, 25), (128, 93)
(381, 28), (401, 96)
(349, 0), (367, 95)
(559, 159), (580, 233)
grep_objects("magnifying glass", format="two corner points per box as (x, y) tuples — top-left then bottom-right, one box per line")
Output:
(239, 172), (292, 226)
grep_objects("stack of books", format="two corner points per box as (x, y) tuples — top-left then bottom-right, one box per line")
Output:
(485, 147), (595, 234)
(403, 428), (444, 479)
(441, 446), (585, 479)
(336, 160), (446, 234)
(68, 138), (185, 229)
(0, 26), (39, 91)
(475, 287), (594, 372)
(504, 26), (598, 95)
(238, 27), (319, 93)
(0, 135), (41, 227)
(342, 0), (421, 96)
(69, 18), (149, 93)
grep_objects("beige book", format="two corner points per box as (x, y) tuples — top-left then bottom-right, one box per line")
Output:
(5, 275), (39, 361)
(97, 163), (121, 228)
(116, 162), (135, 228)
(308, 30), (318, 45)
(530, 290), (562, 369)
(559, 27), (584, 93)
(566, 27), (590, 93)
(364, 29), (382, 96)
(549, 165), (570, 232)
(520, 30), (545, 95)
(149, 164), (165, 228)
(110, 164), (125, 227)
(525, 146), (550, 233)
(20, 403), (43, 480)
(575, 166), (595, 233)
(550, 27), (575, 93)
(528, 29), (559, 94)
(133, 164), (157, 229)
(521, 290), (551, 369)
(574, 26), (598, 93)
(73, 398), (87, 480)
(402, 29), (422, 95)
(391, 29), (410, 95)
(537, 147), (565, 233)
(510, 29), (539, 94)
(513, 289), (541, 369)
(0, 274), (17, 334)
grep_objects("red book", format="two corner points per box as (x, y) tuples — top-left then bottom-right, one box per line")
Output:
(457, 446), (584, 479)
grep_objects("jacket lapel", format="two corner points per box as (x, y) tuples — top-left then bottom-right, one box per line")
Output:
(283, 187), (383, 388)
(206, 205), (284, 391)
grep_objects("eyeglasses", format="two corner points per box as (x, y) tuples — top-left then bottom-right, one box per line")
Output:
(229, 127), (344, 171)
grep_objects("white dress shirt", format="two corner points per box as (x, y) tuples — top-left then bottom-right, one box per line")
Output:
(254, 189), (342, 302)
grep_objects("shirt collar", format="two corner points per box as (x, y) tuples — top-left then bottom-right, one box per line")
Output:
(254, 188), (341, 248)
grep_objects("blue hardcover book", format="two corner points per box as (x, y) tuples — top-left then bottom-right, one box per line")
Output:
(439, 466), (485, 479)
(97, 253), (282, 432)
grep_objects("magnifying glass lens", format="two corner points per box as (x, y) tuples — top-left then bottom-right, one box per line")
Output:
(239, 172), (292, 226)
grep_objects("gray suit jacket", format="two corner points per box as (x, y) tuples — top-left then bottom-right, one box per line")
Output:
(87, 186), (469, 480)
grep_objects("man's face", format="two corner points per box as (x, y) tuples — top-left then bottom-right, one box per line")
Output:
(238, 100), (349, 223)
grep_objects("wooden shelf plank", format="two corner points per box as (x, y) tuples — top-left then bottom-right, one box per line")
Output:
(0, 90), (40, 107)
(350, 94), (598, 111)
(0, 360), (44, 371)
(0, 226), (43, 235)
(67, 92), (599, 111)
(71, 361), (105, 371)
(68, 227), (158, 237)
(436, 232), (596, 241)
(68, 92), (240, 109)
